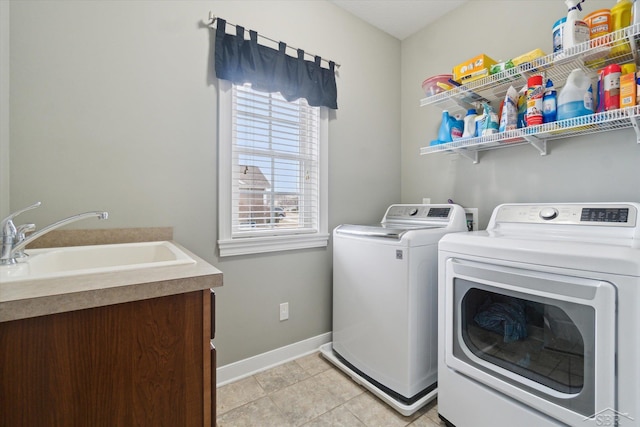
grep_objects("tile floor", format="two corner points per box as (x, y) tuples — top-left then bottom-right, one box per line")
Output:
(216, 351), (446, 427)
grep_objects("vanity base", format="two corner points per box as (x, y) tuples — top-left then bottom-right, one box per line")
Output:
(0, 289), (215, 427)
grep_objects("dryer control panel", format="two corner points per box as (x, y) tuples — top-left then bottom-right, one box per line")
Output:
(493, 203), (638, 227)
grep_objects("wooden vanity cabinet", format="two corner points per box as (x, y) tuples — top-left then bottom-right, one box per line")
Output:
(0, 289), (216, 427)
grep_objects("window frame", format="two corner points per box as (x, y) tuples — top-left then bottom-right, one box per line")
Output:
(217, 80), (329, 257)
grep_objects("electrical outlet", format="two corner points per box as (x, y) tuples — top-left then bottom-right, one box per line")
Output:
(464, 208), (479, 232)
(422, 198), (431, 205)
(279, 302), (289, 321)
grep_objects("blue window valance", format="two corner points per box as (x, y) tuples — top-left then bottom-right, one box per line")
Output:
(214, 19), (338, 110)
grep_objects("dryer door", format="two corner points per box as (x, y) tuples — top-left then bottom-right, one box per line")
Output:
(443, 258), (616, 426)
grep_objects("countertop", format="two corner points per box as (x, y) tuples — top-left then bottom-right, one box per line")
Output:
(0, 229), (222, 322)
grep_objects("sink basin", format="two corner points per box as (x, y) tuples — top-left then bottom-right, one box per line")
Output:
(0, 241), (196, 283)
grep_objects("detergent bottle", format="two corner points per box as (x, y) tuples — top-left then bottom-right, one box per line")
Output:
(462, 109), (478, 138)
(451, 114), (464, 140)
(542, 79), (558, 123)
(437, 110), (454, 144)
(562, 0), (589, 53)
(611, 0), (633, 56)
(557, 69), (594, 120)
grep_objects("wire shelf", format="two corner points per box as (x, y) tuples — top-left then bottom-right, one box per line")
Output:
(419, 24), (640, 163)
(419, 24), (640, 115)
(420, 106), (640, 163)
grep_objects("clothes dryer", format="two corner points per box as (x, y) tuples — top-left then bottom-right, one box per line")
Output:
(438, 203), (640, 427)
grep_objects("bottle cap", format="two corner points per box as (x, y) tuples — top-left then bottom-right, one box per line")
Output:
(528, 75), (543, 86)
(466, 109), (477, 115)
(604, 63), (622, 73)
(553, 17), (567, 27)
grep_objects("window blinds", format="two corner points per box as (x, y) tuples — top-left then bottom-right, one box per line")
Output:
(231, 84), (320, 237)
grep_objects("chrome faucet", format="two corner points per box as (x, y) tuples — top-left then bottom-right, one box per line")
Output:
(0, 202), (109, 266)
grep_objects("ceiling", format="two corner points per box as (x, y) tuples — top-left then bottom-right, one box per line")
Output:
(330, 0), (468, 40)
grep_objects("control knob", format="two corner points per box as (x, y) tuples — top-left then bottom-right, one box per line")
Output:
(539, 207), (559, 220)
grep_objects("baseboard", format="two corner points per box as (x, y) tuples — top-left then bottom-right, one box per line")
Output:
(216, 332), (332, 386)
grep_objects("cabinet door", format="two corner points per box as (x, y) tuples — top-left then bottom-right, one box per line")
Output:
(210, 289), (217, 424)
(0, 291), (212, 427)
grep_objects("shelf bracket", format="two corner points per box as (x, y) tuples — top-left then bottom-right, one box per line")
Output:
(453, 149), (479, 164)
(523, 135), (547, 155)
(630, 115), (640, 144)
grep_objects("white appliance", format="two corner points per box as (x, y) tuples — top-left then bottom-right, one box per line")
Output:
(438, 203), (640, 427)
(320, 203), (468, 415)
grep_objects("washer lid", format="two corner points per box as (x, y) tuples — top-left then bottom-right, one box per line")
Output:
(335, 223), (440, 240)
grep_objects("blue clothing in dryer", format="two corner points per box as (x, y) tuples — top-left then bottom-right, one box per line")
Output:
(474, 298), (528, 343)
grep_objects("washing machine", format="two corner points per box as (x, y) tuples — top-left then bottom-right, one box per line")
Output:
(438, 202), (640, 427)
(320, 203), (468, 415)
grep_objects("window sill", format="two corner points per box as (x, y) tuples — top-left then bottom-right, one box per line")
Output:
(218, 233), (330, 257)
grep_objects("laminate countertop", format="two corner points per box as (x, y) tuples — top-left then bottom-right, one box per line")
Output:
(0, 230), (222, 322)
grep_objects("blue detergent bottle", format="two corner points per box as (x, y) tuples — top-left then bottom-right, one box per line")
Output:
(451, 114), (464, 140)
(542, 79), (557, 123)
(438, 110), (454, 143)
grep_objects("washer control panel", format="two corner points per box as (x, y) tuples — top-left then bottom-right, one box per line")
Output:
(384, 205), (452, 222)
(494, 204), (637, 226)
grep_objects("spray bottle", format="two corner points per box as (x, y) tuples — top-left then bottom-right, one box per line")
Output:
(562, 0), (589, 52)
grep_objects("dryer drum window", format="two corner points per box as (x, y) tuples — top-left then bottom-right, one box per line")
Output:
(460, 287), (587, 394)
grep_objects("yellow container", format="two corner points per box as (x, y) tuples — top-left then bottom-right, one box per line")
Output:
(512, 48), (546, 65)
(511, 48), (546, 72)
(610, 0), (632, 57)
(452, 54), (497, 83)
(621, 63), (637, 74)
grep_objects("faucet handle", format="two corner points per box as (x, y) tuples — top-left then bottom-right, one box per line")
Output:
(13, 223), (36, 260)
(16, 223), (36, 241)
(1, 202), (42, 235)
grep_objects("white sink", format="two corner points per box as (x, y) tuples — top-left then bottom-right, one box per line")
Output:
(0, 241), (196, 283)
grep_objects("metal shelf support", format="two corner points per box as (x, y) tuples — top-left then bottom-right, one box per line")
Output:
(454, 148), (479, 164)
(630, 115), (640, 144)
(523, 135), (548, 155)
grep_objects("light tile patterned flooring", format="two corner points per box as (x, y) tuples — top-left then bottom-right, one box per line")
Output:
(216, 351), (446, 427)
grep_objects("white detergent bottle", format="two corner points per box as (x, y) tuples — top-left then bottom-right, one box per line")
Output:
(562, 0), (589, 53)
(557, 69), (594, 120)
(462, 109), (478, 138)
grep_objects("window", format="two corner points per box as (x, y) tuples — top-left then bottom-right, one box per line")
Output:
(218, 81), (329, 256)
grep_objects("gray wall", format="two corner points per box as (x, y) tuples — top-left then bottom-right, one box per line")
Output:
(1, 1), (9, 218)
(7, 0), (401, 366)
(401, 0), (639, 227)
